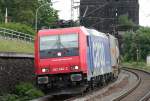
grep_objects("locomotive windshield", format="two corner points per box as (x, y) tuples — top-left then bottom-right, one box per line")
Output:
(40, 33), (79, 58)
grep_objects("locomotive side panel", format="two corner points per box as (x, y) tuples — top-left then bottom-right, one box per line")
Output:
(109, 34), (120, 77)
(87, 35), (112, 80)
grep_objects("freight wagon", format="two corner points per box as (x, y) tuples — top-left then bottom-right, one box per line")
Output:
(34, 26), (120, 91)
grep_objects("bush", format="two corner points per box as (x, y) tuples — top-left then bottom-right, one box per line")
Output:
(15, 83), (44, 100)
(122, 27), (150, 61)
(0, 94), (19, 101)
(0, 23), (35, 35)
(0, 83), (44, 101)
(118, 15), (134, 27)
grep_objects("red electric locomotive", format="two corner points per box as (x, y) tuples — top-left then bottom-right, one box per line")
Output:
(34, 26), (120, 91)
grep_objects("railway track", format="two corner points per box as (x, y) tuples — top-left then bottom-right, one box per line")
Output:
(1, 53), (149, 101)
(32, 67), (150, 101)
(112, 67), (150, 101)
(0, 54), (150, 101)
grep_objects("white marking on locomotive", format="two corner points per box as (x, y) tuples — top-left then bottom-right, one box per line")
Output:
(52, 58), (72, 61)
(57, 52), (62, 56)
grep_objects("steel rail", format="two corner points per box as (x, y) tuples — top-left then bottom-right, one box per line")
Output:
(111, 67), (150, 101)
(64, 68), (141, 101)
(31, 68), (143, 101)
(111, 68), (141, 101)
(29, 67), (150, 101)
(124, 67), (150, 101)
(139, 91), (150, 101)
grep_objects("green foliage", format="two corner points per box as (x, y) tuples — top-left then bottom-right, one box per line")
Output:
(118, 15), (134, 26)
(0, 23), (35, 35)
(15, 83), (35, 96)
(0, 9), (3, 22)
(0, 94), (19, 101)
(0, 0), (58, 28)
(122, 27), (150, 61)
(122, 31), (136, 61)
(0, 83), (44, 101)
(37, 0), (58, 29)
(0, 0), (38, 25)
(118, 15), (135, 30)
(15, 83), (44, 100)
(136, 27), (150, 59)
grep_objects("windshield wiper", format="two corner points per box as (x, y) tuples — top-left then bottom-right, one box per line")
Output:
(57, 35), (66, 49)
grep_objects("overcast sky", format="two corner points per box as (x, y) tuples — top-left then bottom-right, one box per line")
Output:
(52, 0), (150, 27)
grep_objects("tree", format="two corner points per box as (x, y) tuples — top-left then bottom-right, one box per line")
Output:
(36, 0), (58, 29)
(0, 9), (3, 22)
(118, 15), (136, 31)
(122, 27), (150, 61)
(0, 0), (58, 29)
(0, 0), (38, 25)
(136, 27), (150, 59)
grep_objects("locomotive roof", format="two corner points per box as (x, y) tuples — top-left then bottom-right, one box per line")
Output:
(38, 26), (81, 33)
(38, 26), (108, 39)
(81, 27), (108, 38)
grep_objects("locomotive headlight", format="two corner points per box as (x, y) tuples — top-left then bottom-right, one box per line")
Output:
(71, 66), (79, 70)
(74, 66), (79, 70)
(42, 68), (49, 73)
(42, 68), (46, 72)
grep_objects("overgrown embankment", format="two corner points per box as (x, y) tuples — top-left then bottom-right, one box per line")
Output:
(122, 62), (150, 72)
(0, 39), (34, 53)
(0, 83), (44, 101)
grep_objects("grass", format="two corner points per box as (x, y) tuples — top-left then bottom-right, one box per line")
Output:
(0, 39), (34, 53)
(121, 61), (150, 72)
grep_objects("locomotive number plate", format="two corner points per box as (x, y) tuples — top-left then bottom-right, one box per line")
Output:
(52, 67), (69, 71)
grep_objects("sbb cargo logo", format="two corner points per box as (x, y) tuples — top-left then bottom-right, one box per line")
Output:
(92, 42), (106, 68)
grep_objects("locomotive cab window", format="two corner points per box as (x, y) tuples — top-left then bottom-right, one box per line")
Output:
(40, 35), (58, 50)
(60, 34), (79, 48)
(39, 33), (79, 58)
